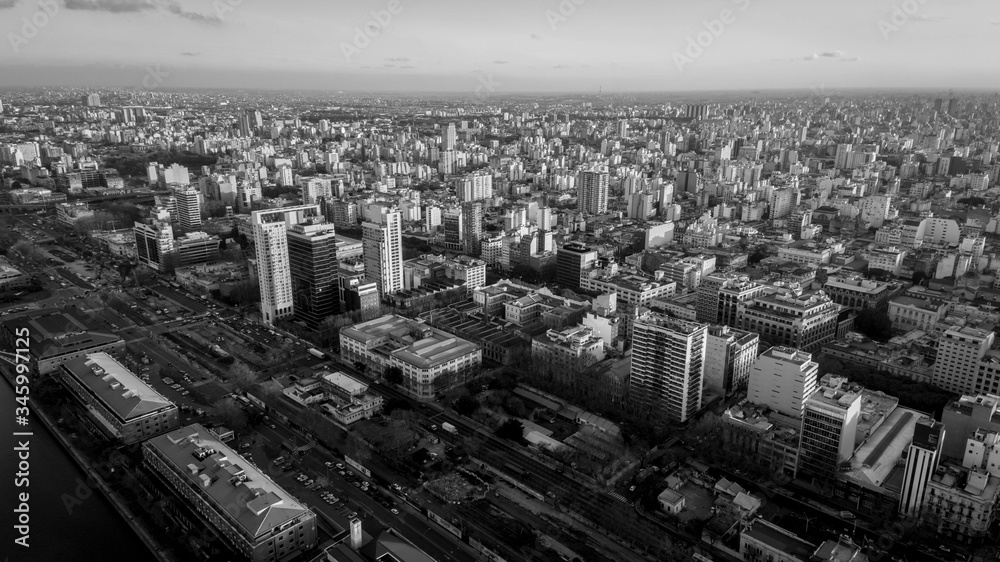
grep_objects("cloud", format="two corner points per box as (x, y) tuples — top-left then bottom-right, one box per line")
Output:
(552, 64), (570, 69)
(399, 64), (416, 69)
(0, 0), (20, 9)
(800, 50), (853, 61)
(529, 33), (542, 40)
(385, 57), (410, 62)
(493, 60), (508, 65)
(989, 19), (1000, 25)
(180, 51), (200, 56)
(803, 54), (819, 60)
(63, 0), (155, 12)
(818, 50), (845, 58)
(62, 0), (223, 23)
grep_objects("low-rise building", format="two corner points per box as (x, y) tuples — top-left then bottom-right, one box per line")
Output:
(887, 296), (949, 332)
(0, 310), (125, 374)
(531, 324), (605, 383)
(822, 275), (900, 311)
(143, 424), (318, 562)
(59, 352), (179, 444)
(0, 257), (31, 290)
(340, 314), (482, 398)
(740, 519), (815, 562)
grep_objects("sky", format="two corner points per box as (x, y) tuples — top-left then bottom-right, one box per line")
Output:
(0, 0), (998, 93)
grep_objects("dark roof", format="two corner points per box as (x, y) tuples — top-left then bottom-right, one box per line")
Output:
(3, 309), (122, 360)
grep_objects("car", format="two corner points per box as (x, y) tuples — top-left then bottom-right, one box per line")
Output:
(629, 485), (636, 492)
(353, 482), (360, 487)
(325, 461), (335, 468)
(335, 462), (345, 469)
(390, 508), (399, 515)
(338, 470), (346, 476)
(269, 424), (276, 429)
(348, 512), (357, 518)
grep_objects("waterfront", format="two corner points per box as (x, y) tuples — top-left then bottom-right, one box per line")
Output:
(0, 373), (155, 562)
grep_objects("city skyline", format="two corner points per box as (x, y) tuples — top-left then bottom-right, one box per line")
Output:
(1, 0), (999, 92)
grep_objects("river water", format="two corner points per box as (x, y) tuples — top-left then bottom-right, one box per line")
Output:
(0, 374), (155, 562)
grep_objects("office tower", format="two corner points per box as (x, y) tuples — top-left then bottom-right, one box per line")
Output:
(738, 290), (840, 352)
(747, 347), (819, 419)
(630, 312), (707, 423)
(947, 98), (959, 115)
(362, 206), (403, 296)
(0, 99), (4, 113)
(443, 122), (457, 150)
(134, 218), (175, 271)
(797, 376), (862, 480)
(174, 232), (220, 267)
(171, 184), (202, 232)
(143, 425), (318, 562)
(443, 207), (463, 250)
(899, 418), (945, 517)
(556, 242), (597, 290)
(461, 201), (483, 257)
(685, 104), (709, 120)
(276, 165), (294, 187)
(438, 149), (457, 175)
(83, 93), (101, 107)
(932, 327), (994, 395)
(161, 163), (190, 186)
(287, 220), (339, 328)
(703, 325), (759, 398)
(934, 98), (944, 112)
(301, 177), (334, 205)
(252, 204), (322, 324)
(577, 167), (609, 215)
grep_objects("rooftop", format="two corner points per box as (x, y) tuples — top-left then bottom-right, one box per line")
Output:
(742, 520), (815, 561)
(62, 352), (174, 421)
(841, 408), (924, 490)
(341, 314), (480, 369)
(3, 309), (123, 359)
(145, 424), (312, 539)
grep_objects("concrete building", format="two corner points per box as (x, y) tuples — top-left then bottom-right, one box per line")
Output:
(933, 327), (994, 395)
(738, 290), (840, 352)
(740, 519), (815, 562)
(703, 325), (759, 398)
(252, 204), (322, 324)
(580, 269), (676, 313)
(797, 375), (863, 479)
(339, 314), (482, 399)
(887, 296), (949, 333)
(134, 218), (175, 271)
(630, 312), (707, 423)
(697, 274), (765, 326)
(822, 276), (899, 311)
(899, 418), (945, 517)
(60, 352), (179, 444)
(171, 184), (203, 232)
(143, 424), (318, 562)
(174, 231), (221, 267)
(577, 166), (609, 215)
(531, 324), (605, 381)
(747, 346), (819, 419)
(362, 206), (403, 296)
(940, 394), (1000, 459)
(924, 430), (1000, 544)
(556, 242), (597, 290)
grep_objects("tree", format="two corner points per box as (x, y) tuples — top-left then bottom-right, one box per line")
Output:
(211, 398), (249, 433)
(854, 308), (893, 342)
(229, 361), (259, 391)
(496, 419), (525, 442)
(453, 393), (480, 416)
(384, 366), (404, 386)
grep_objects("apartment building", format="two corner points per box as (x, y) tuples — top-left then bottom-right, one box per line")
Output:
(738, 290), (840, 352)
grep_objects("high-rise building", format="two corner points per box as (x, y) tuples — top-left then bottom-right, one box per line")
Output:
(83, 93), (101, 107)
(577, 167), (609, 215)
(747, 347), (819, 419)
(287, 220), (339, 328)
(171, 184), (202, 232)
(442, 207), (463, 251)
(899, 418), (945, 517)
(252, 204), (322, 324)
(630, 312), (707, 423)
(134, 218), (175, 271)
(301, 177), (334, 205)
(461, 201), (483, 257)
(362, 206), (403, 296)
(456, 171), (492, 202)
(697, 273), (764, 326)
(932, 327), (994, 395)
(556, 242), (597, 290)
(443, 122), (457, 150)
(703, 325), (759, 398)
(797, 376), (862, 480)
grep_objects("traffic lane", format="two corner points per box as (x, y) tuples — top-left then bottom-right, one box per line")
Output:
(150, 285), (209, 314)
(56, 266), (93, 289)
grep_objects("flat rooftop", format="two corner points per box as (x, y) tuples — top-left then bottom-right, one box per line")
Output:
(742, 521), (815, 560)
(145, 424), (312, 538)
(321, 371), (367, 395)
(342, 314), (480, 369)
(63, 352), (174, 421)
